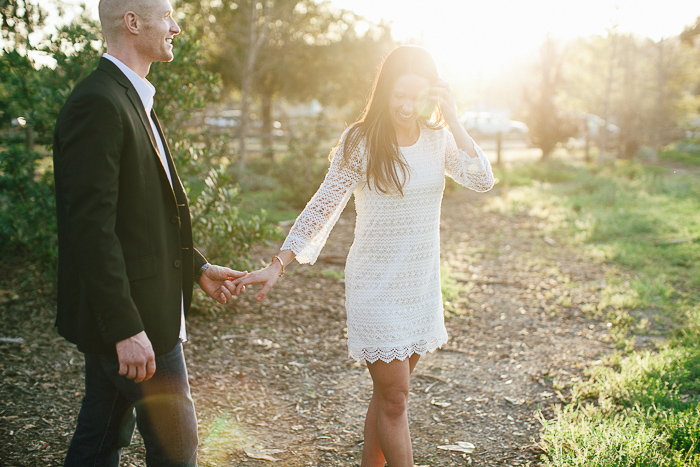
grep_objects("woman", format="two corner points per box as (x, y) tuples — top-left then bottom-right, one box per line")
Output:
(232, 45), (494, 466)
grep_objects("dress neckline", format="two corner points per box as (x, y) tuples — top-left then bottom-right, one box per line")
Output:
(398, 127), (422, 149)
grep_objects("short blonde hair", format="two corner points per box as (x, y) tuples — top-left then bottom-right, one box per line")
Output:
(98, 0), (154, 46)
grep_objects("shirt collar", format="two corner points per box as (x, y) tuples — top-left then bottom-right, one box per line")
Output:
(103, 53), (156, 113)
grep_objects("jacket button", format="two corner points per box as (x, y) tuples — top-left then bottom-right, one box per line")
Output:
(173, 260), (182, 268)
(171, 216), (180, 224)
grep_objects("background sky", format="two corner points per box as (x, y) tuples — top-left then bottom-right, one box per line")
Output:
(61, 0), (700, 73)
(330, 0), (700, 73)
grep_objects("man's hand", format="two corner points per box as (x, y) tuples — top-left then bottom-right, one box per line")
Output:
(199, 264), (247, 304)
(116, 331), (156, 383)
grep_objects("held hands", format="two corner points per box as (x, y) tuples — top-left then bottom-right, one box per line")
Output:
(231, 260), (282, 302)
(199, 264), (247, 304)
(116, 331), (156, 383)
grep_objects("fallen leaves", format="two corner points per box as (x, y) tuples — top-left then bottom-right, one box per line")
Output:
(437, 441), (476, 454)
(244, 446), (285, 461)
(0, 187), (613, 466)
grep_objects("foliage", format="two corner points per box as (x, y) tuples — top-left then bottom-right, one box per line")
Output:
(149, 26), (284, 277)
(0, 0), (46, 46)
(271, 113), (333, 209)
(177, 0), (393, 163)
(559, 32), (700, 161)
(661, 139), (700, 166)
(183, 0), (392, 108)
(541, 344), (700, 467)
(189, 165), (281, 271)
(149, 23), (221, 130)
(681, 16), (700, 44)
(0, 2), (281, 299)
(0, 8), (101, 276)
(0, 145), (56, 269)
(521, 37), (579, 159)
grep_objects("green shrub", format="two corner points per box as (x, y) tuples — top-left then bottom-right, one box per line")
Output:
(272, 114), (333, 209)
(0, 145), (57, 271)
(189, 165), (282, 272)
(661, 140), (700, 166)
(0, 11), (283, 299)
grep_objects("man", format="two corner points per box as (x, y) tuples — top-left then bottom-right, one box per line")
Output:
(53, 0), (243, 464)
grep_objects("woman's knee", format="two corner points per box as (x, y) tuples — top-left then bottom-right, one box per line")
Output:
(376, 384), (409, 418)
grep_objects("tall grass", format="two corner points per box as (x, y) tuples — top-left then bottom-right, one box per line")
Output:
(493, 151), (700, 466)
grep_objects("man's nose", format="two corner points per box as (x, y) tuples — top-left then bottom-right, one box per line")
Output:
(170, 18), (181, 35)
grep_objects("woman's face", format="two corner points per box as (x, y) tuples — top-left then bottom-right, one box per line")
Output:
(387, 74), (432, 133)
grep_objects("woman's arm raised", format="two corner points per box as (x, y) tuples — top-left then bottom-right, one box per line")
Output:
(431, 78), (479, 158)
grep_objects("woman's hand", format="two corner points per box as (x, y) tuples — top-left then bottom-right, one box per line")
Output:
(431, 77), (478, 157)
(231, 261), (283, 302)
(430, 78), (460, 126)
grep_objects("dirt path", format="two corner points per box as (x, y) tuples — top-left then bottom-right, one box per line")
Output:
(0, 186), (612, 466)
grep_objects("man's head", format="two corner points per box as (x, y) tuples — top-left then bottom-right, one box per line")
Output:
(99, 0), (180, 70)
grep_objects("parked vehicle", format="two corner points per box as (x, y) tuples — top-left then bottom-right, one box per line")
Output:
(460, 111), (529, 140)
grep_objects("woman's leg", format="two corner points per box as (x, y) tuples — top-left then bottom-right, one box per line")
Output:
(361, 354), (420, 467)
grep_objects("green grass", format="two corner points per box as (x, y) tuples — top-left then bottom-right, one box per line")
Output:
(495, 149), (700, 466)
(542, 346), (700, 466)
(239, 188), (300, 224)
(660, 140), (700, 166)
(440, 262), (471, 316)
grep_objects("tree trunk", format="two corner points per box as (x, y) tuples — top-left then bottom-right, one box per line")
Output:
(237, 1), (268, 172)
(237, 5), (258, 172)
(598, 31), (617, 165)
(25, 125), (34, 154)
(261, 91), (274, 161)
(651, 39), (665, 164)
(495, 131), (502, 166)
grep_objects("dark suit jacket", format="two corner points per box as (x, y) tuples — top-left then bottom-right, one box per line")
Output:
(53, 57), (207, 356)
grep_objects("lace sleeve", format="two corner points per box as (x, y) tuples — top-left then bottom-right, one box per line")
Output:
(444, 130), (495, 192)
(281, 131), (366, 264)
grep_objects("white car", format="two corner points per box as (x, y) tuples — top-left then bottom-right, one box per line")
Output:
(460, 111), (529, 140)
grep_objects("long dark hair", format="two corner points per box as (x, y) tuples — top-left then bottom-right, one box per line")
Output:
(335, 45), (445, 195)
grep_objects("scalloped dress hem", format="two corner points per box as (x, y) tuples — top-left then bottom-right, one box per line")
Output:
(348, 336), (449, 364)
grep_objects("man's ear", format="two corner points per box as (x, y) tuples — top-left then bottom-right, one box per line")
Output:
(124, 11), (140, 35)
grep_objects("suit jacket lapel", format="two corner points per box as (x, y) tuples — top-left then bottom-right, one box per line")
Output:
(97, 58), (177, 192)
(151, 109), (188, 203)
(125, 89), (161, 155)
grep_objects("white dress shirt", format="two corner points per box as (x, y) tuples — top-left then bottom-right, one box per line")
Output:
(103, 54), (187, 341)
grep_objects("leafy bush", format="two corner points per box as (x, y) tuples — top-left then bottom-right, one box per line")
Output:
(0, 144), (57, 270)
(0, 9), (282, 301)
(189, 165), (281, 271)
(661, 140), (700, 166)
(272, 114), (334, 209)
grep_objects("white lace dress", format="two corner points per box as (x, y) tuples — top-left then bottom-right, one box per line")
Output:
(282, 126), (494, 363)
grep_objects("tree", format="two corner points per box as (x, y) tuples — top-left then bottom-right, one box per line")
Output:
(179, 0), (393, 167)
(0, 2), (280, 285)
(559, 29), (699, 163)
(1, 0), (46, 48)
(680, 16), (700, 44)
(521, 36), (577, 160)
